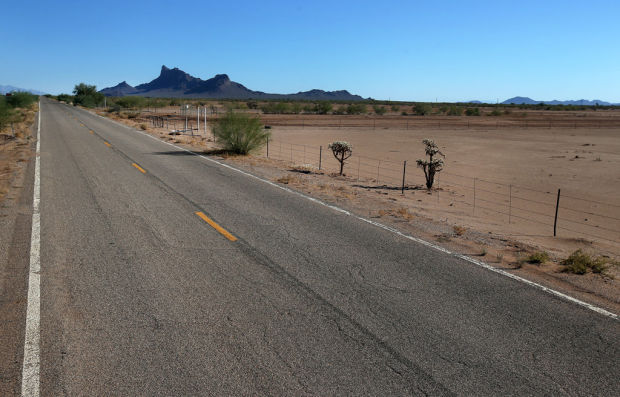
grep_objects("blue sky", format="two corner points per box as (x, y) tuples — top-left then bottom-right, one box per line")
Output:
(1, 0), (618, 102)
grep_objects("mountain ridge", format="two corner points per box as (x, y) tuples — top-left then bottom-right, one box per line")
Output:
(501, 96), (618, 106)
(100, 66), (365, 101)
(0, 84), (47, 95)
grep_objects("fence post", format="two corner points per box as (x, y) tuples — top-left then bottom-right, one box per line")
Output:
(554, 188), (561, 236)
(357, 156), (360, 180)
(377, 161), (381, 184)
(266, 137), (269, 158)
(401, 161), (407, 194)
(508, 184), (512, 224)
(319, 146), (322, 170)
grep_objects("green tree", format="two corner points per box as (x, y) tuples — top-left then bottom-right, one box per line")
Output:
(73, 83), (104, 108)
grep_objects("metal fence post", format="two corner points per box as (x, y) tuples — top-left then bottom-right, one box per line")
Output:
(319, 146), (322, 170)
(266, 137), (269, 158)
(377, 161), (381, 184)
(401, 161), (407, 194)
(554, 189), (561, 236)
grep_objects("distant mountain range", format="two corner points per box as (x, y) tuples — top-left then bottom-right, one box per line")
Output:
(0, 85), (46, 95)
(100, 66), (365, 101)
(500, 96), (619, 106)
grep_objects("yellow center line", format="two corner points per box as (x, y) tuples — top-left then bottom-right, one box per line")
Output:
(104, 141), (111, 147)
(89, 130), (94, 134)
(195, 211), (237, 242)
(132, 163), (147, 174)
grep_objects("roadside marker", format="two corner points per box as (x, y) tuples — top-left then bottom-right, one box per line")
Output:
(132, 163), (147, 174)
(195, 211), (237, 242)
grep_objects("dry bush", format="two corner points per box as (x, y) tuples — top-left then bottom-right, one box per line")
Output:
(291, 164), (318, 174)
(560, 250), (618, 276)
(275, 174), (301, 185)
(453, 225), (467, 236)
(526, 251), (550, 264)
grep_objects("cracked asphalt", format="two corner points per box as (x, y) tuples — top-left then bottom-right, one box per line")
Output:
(24, 98), (619, 395)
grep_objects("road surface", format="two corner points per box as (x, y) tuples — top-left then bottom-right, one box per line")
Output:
(9, 98), (620, 395)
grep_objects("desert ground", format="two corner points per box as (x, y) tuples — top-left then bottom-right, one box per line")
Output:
(108, 106), (620, 255)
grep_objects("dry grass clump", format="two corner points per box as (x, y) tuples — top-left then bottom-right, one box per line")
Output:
(560, 250), (618, 276)
(291, 164), (319, 174)
(275, 174), (302, 185)
(377, 207), (414, 220)
(453, 225), (467, 236)
(525, 251), (550, 264)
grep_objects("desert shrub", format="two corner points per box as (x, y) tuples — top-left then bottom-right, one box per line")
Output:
(526, 251), (550, 264)
(391, 105), (400, 112)
(328, 141), (353, 175)
(261, 102), (291, 114)
(302, 104), (316, 113)
(290, 102), (302, 114)
(5, 91), (38, 108)
(346, 103), (367, 114)
(315, 101), (333, 114)
(446, 106), (462, 116)
(560, 250), (617, 275)
(413, 103), (431, 116)
(116, 96), (146, 109)
(489, 109), (502, 116)
(140, 123), (147, 130)
(333, 106), (347, 115)
(416, 139), (444, 189)
(373, 105), (387, 115)
(56, 93), (74, 103)
(213, 111), (269, 154)
(0, 98), (14, 130)
(246, 101), (258, 109)
(465, 107), (480, 116)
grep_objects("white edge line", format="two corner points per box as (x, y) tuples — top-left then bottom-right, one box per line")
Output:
(90, 109), (618, 321)
(22, 102), (42, 396)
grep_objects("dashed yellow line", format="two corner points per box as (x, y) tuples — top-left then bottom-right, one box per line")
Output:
(89, 130), (94, 134)
(104, 141), (111, 147)
(195, 211), (237, 242)
(132, 163), (147, 174)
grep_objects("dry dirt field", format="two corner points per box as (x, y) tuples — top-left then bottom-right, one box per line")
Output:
(0, 104), (37, 202)
(100, 107), (620, 311)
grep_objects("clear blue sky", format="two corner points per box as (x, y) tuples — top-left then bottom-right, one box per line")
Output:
(2, 0), (618, 102)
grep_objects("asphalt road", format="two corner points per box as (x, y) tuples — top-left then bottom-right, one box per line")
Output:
(24, 98), (619, 395)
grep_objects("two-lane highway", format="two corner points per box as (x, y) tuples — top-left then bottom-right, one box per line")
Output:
(23, 98), (619, 395)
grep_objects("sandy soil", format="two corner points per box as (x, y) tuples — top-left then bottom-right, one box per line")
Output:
(0, 104), (37, 203)
(97, 107), (620, 313)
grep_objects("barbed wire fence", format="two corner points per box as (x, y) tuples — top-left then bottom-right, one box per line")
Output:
(259, 138), (620, 250)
